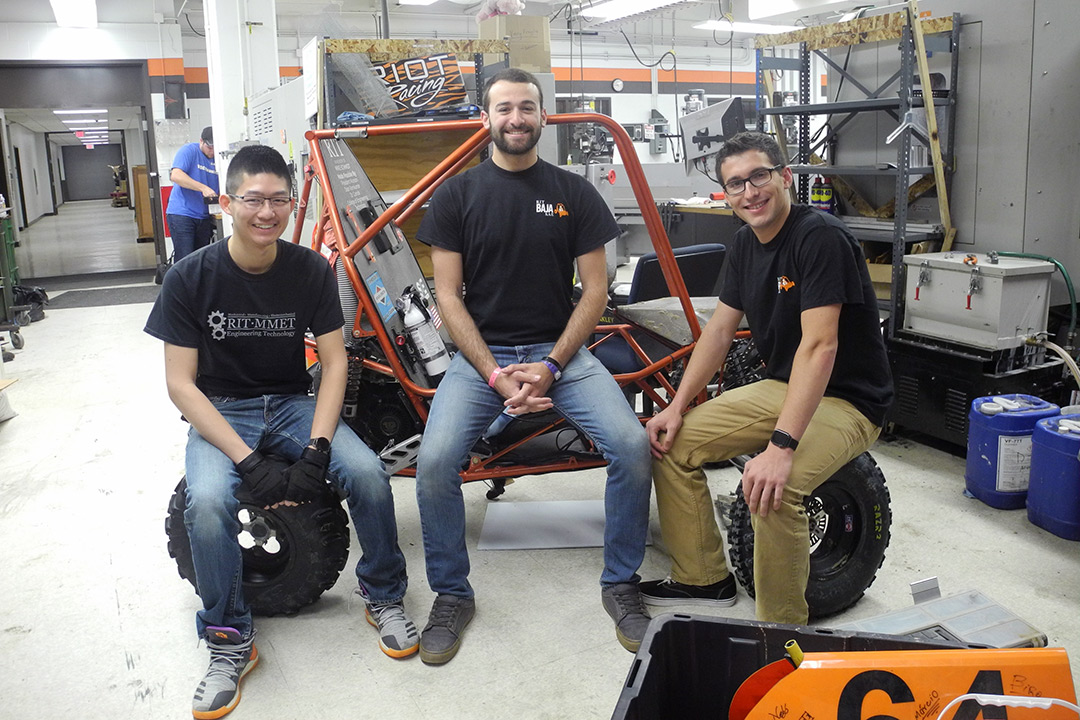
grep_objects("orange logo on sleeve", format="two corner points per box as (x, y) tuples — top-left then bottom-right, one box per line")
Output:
(554, 203), (569, 218)
(777, 276), (796, 292)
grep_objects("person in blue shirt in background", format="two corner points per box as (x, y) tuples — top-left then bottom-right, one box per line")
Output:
(167, 126), (219, 261)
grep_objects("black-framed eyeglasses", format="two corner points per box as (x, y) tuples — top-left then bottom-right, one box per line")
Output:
(227, 194), (293, 209)
(721, 165), (783, 195)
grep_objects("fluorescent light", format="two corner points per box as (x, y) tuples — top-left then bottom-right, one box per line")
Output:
(693, 20), (802, 33)
(54, 109), (107, 115)
(50, 0), (98, 29)
(62, 118), (107, 124)
(581, 0), (688, 20)
(69, 126), (109, 131)
(397, 0), (438, 5)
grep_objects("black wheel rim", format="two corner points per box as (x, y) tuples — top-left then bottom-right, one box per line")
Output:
(806, 482), (860, 580)
(236, 504), (294, 587)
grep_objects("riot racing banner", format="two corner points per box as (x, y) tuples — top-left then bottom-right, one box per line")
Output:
(372, 54), (469, 114)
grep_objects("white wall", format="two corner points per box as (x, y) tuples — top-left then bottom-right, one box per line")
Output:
(8, 122), (54, 224)
(0, 22), (182, 62)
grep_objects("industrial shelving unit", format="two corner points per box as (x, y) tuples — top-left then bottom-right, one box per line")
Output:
(754, 11), (960, 332)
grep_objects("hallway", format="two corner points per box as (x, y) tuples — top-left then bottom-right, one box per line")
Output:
(13, 199), (156, 281)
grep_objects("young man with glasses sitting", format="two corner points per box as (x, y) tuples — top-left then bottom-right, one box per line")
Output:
(640, 131), (892, 625)
(146, 145), (416, 719)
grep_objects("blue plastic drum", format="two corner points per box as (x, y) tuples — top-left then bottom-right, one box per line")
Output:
(964, 394), (1060, 509)
(1028, 414), (1080, 541)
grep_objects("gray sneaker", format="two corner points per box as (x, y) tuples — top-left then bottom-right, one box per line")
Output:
(601, 583), (651, 653)
(419, 594), (476, 665)
(358, 590), (420, 659)
(192, 626), (258, 720)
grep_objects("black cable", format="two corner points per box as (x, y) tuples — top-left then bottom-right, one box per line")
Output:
(619, 29), (675, 70)
(184, 13), (205, 38)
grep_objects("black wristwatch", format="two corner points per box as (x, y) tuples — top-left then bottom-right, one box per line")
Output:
(308, 437), (331, 454)
(770, 429), (799, 451)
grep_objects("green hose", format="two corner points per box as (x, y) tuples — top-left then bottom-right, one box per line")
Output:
(997, 251), (1077, 340)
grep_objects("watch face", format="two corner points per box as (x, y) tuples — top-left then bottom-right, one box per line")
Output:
(611, 78), (624, 92)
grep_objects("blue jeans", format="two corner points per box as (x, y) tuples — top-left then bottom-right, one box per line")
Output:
(183, 394), (408, 638)
(168, 213), (215, 261)
(415, 344), (652, 597)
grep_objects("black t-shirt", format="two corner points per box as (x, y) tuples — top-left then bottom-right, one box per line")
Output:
(144, 239), (344, 398)
(417, 158), (620, 346)
(718, 205), (893, 425)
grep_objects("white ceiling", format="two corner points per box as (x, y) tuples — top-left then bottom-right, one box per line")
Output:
(0, 0), (854, 145)
(4, 108), (144, 147)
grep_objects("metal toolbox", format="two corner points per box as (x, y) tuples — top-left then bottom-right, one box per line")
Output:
(902, 252), (1055, 350)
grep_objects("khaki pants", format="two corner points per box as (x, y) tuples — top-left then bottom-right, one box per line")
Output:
(652, 380), (881, 624)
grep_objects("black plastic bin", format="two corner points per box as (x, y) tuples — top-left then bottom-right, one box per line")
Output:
(612, 612), (963, 720)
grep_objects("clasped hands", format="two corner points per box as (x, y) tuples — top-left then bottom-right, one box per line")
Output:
(235, 447), (330, 507)
(491, 361), (556, 416)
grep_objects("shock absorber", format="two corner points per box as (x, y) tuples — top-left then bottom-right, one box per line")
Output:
(335, 256), (359, 342)
(342, 354), (363, 419)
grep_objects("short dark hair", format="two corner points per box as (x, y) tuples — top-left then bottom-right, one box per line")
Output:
(481, 68), (544, 112)
(225, 145), (292, 195)
(200, 126), (213, 145)
(715, 131), (785, 181)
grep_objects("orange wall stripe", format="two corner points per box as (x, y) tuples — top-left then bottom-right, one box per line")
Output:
(180, 66), (302, 82)
(184, 67), (209, 83)
(553, 67), (756, 84)
(554, 67), (653, 82)
(148, 57), (185, 77)
(657, 69), (756, 84)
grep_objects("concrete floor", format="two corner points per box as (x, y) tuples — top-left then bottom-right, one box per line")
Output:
(0, 202), (1077, 718)
(11, 199), (156, 279)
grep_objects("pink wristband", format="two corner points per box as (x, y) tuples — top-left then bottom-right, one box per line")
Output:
(488, 367), (501, 388)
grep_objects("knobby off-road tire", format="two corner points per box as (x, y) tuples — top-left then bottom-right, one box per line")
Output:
(165, 477), (351, 616)
(727, 452), (891, 619)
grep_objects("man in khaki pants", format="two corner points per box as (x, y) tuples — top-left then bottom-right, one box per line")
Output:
(641, 132), (892, 624)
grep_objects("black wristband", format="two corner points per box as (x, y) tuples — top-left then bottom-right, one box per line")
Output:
(541, 355), (564, 372)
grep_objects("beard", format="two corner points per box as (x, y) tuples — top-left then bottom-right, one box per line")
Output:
(491, 124), (542, 155)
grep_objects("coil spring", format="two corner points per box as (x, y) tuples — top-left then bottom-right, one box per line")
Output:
(722, 337), (765, 392)
(342, 355), (364, 418)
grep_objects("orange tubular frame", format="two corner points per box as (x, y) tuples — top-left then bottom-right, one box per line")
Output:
(293, 114), (713, 481)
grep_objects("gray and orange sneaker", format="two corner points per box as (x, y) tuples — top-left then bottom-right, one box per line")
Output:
(357, 588), (420, 659)
(192, 626), (258, 719)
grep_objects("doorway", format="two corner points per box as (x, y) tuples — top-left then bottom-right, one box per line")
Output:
(0, 61), (164, 278)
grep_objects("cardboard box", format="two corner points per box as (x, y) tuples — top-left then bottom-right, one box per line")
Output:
(867, 261), (893, 301)
(479, 15), (551, 73)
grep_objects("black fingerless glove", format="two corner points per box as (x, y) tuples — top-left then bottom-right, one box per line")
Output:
(284, 446), (331, 502)
(235, 450), (289, 506)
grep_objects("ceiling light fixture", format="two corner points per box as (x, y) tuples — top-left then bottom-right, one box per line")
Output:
(54, 109), (107, 115)
(581, 0), (691, 21)
(396, 0), (438, 5)
(693, 19), (802, 33)
(49, 0), (98, 29)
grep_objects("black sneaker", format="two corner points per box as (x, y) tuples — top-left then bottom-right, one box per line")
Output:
(419, 594), (475, 665)
(639, 575), (737, 608)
